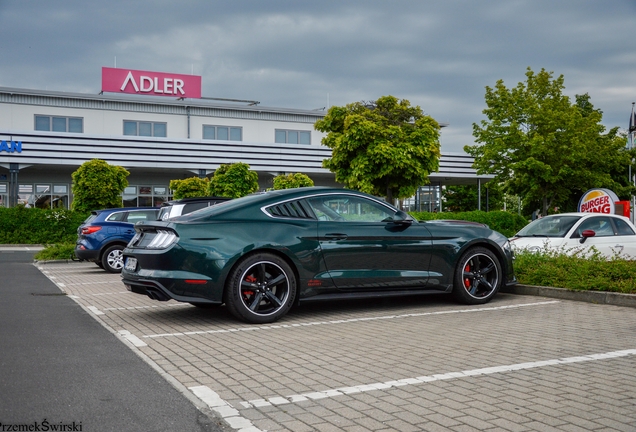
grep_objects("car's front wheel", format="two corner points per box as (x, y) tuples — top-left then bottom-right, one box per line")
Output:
(101, 245), (125, 273)
(224, 253), (297, 324)
(452, 246), (501, 304)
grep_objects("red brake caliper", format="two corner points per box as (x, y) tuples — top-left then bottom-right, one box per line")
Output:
(243, 275), (257, 297)
(463, 263), (471, 290)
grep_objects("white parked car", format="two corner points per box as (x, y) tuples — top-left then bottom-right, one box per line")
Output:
(509, 212), (636, 259)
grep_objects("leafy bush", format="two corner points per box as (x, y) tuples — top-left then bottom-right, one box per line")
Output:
(0, 207), (88, 244)
(71, 159), (129, 212)
(169, 177), (209, 199)
(514, 249), (636, 294)
(409, 210), (528, 237)
(209, 163), (259, 198)
(34, 243), (76, 261)
(273, 173), (314, 190)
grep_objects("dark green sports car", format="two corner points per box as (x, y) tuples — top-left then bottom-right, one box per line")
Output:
(121, 187), (516, 323)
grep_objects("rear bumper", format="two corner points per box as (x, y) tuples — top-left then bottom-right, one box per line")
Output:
(122, 276), (222, 305)
(75, 245), (100, 262)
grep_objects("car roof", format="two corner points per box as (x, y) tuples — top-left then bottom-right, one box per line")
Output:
(543, 212), (625, 218)
(161, 196), (230, 207)
(92, 207), (158, 215)
(174, 187), (393, 221)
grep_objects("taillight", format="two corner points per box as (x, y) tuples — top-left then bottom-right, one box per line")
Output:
(81, 226), (102, 235)
(147, 230), (178, 249)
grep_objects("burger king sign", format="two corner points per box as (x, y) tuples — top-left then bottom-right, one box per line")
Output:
(577, 189), (619, 214)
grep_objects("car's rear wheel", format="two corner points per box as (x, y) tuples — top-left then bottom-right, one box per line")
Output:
(101, 245), (124, 273)
(224, 253), (297, 324)
(452, 246), (501, 304)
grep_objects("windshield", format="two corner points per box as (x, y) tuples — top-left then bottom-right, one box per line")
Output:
(515, 215), (581, 238)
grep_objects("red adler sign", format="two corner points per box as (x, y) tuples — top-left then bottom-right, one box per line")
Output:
(101, 67), (202, 99)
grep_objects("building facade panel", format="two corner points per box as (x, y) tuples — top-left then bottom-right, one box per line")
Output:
(0, 86), (489, 209)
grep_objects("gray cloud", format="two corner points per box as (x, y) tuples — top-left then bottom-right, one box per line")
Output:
(1, 0), (635, 152)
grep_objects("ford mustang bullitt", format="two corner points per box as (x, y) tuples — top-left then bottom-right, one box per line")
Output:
(121, 187), (516, 323)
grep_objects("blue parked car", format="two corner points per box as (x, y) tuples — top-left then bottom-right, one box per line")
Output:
(75, 207), (159, 273)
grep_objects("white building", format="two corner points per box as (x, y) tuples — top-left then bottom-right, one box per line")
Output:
(0, 73), (491, 209)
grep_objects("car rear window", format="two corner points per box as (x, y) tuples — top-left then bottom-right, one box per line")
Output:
(182, 202), (210, 214)
(83, 214), (97, 224)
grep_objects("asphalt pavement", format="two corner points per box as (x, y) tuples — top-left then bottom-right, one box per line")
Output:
(0, 250), (228, 432)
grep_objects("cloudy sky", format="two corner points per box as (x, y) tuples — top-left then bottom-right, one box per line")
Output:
(1, 0), (635, 153)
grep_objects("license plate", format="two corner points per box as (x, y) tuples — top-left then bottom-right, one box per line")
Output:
(124, 257), (137, 271)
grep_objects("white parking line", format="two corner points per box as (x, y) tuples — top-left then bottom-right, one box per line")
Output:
(239, 348), (636, 409)
(87, 306), (104, 316)
(118, 330), (147, 347)
(190, 386), (261, 432)
(142, 301), (560, 339)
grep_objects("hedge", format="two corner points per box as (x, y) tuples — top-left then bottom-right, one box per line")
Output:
(408, 210), (529, 238)
(0, 207), (528, 245)
(0, 207), (89, 244)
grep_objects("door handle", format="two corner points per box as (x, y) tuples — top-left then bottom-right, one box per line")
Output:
(325, 233), (348, 240)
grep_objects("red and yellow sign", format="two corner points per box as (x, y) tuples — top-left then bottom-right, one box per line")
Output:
(578, 189), (619, 214)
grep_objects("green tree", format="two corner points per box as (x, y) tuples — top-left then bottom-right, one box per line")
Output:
(71, 159), (129, 212)
(272, 173), (314, 190)
(442, 183), (505, 212)
(466, 68), (632, 216)
(169, 177), (209, 199)
(315, 95), (441, 204)
(208, 163), (259, 198)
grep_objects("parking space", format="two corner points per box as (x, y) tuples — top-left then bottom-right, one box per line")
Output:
(38, 260), (636, 431)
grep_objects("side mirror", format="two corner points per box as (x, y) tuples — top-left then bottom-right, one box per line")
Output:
(579, 229), (596, 244)
(392, 210), (413, 226)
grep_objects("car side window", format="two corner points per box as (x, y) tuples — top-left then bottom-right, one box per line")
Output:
(105, 212), (126, 222)
(613, 218), (635, 236)
(307, 195), (395, 222)
(126, 210), (158, 223)
(577, 217), (614, 237)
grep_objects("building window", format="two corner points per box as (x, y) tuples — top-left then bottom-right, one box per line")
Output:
(275, 129), (311, 145)
(122, 185), (172, 207)
(123, 121), (167, 137)
(0, 183), (6, 208)
(35, 115), (83, 133)
(203, 125), (242, 141)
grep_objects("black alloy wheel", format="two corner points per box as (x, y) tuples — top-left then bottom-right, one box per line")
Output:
(225, 253), (297, 324)
(452, 246), (501, 304)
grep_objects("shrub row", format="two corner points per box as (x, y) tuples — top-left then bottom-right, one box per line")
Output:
(514, 250), (636, 294)
(408, 210), (528, 237)
(2, 208), (529, 245)
(0, 207), (88, 244)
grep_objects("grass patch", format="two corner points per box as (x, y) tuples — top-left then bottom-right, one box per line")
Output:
(514, 250), (636, 294)
(34, 243), (76, 261)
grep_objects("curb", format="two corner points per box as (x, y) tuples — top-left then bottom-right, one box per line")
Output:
(501, 284), (636, 308)
(0, 245), (45, 251)
(35, 259), (79, 265)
